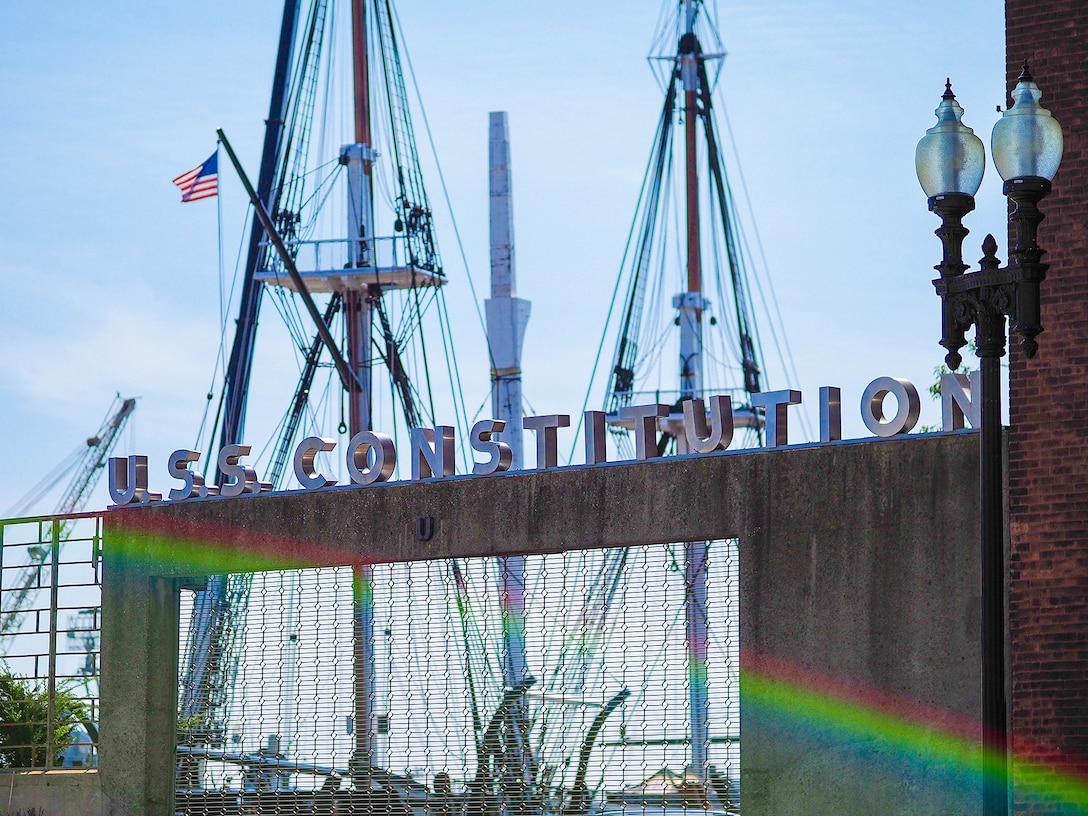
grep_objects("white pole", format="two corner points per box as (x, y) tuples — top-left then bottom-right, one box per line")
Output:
(488, 110), (531, 686)
(487, 111), (534, 794)
(486, 112), (531, 472)
(488, 111), (531, 686)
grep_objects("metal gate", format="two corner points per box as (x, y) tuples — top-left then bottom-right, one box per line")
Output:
(0, 514), (102, 770)
(174, 542), (738, 815)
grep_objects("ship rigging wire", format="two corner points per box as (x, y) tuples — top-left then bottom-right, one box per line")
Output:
(176, 2), (745, 807)
(181, 0), (490, 754)
(390, 0), (493, 372)
(571, 0), (810, 460)
(6, 446), (84, 518)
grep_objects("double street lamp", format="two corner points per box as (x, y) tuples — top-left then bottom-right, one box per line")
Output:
(916, 64), (1064, 816)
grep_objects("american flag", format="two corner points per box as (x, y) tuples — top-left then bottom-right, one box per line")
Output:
(173, 151), (219, 202)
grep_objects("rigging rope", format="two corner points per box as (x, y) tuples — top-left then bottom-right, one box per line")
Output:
(718, 103), (810, 436)
(392, 0), (493, 370)
(195, 190), (251, 456)
(577, 1), (811, 456)
(6, 445), (84, 518)
(567, 74), (678, 463)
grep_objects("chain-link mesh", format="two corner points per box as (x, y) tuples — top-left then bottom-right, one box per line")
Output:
(176, 541), (738, 814)
(0, 515), (102, 770)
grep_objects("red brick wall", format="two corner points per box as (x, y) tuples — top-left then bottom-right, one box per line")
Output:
(1006, 2), (1088, 811)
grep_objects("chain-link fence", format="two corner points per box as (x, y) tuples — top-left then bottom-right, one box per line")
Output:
(0, 514), (102, 770)
(176, 541), (739, 815)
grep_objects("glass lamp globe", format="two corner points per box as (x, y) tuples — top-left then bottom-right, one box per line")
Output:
(916, 80), (986, 198)
(991, 63), (1063, 182)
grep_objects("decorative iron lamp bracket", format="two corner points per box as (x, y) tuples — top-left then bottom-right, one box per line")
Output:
(929, 176), (1051, 370)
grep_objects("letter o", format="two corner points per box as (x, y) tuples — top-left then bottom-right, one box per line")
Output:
(860, 377), (921, 438)
(347, 431), (396, 485)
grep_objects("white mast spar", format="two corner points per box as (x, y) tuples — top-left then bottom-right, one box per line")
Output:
(487, 110), (535, 791)
(487, 112), (531, 473)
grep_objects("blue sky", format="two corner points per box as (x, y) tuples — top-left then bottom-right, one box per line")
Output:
(0, 0), (1007, 513)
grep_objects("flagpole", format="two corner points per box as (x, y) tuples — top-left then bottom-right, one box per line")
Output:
(215, 144), (226, 354)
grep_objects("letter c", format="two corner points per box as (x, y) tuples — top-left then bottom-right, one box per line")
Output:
(293, 437), (338, 490)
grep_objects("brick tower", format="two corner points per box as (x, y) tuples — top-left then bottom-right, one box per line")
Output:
(1005, 2), (1088, 812)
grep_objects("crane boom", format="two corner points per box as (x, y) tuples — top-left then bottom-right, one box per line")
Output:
(0, 396), (136, 641)
(55, 397), (137, 521)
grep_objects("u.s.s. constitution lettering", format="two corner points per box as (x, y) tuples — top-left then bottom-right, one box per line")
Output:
(108, 373), (982, 506)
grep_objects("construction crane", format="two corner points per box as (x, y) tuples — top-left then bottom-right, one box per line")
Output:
(0, 396), (136, 643)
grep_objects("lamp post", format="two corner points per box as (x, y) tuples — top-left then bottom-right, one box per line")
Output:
(916, 64), (1063, 816)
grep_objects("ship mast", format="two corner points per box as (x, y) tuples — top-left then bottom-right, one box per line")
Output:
(680, 0), (711, 785)
(487, 111), (536, 800)
(679, 0), (705, 402)
(346, 0), (376, 436)
(579, 0), (777, 792)
(348, 0), (377, 773)
(180, 0), (459, 786)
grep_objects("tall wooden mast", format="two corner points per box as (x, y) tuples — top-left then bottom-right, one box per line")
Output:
(679, 0), (711, 785)
(348, 0), (377, 773)
(678, 0), (705, 402)
(347, 0), (376, 437)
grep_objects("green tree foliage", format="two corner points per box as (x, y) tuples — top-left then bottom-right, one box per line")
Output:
(918, 343), (982, 433)
(0, 669), (88, 768)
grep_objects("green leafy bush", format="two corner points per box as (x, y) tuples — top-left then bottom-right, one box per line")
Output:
(0, 669), (88, 768)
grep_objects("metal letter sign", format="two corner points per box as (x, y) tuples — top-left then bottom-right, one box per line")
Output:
(750, 390), (802, 447)
(108, 455), (160, 506)
(346, 431), (397, 486)
(522, 414), (570, 469)
(411, 427), (456, 480)
(683, 396), (733, 454)
(860, 377), (921, 438)
(167, 450), (216, 500)
(470, 420), (513, 476)
(293, 437), (338, 490)
(110, 377), (981, 504)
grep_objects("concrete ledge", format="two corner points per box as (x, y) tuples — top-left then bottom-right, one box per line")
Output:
(106, 432), (978, 574)
(0, 770), (101, 816)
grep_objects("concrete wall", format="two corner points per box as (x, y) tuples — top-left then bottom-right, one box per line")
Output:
(98, 432), (983, 816)
(740, 436), (983, 815)
(0, 770), (102, 815)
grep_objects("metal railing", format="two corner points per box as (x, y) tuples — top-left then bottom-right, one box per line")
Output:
(258, 234), (442, 278)
(0, 513), (102, 770)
